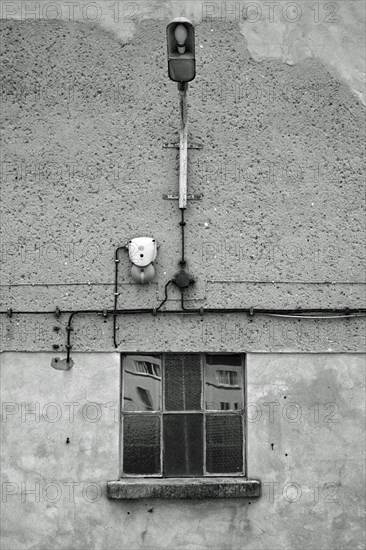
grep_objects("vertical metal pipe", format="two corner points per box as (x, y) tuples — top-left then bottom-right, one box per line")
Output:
(178, 82), (188, 209)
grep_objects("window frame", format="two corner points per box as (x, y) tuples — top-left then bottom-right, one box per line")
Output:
(119, 353), (247, 479)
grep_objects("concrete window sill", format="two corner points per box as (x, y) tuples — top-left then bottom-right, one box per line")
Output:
(107, 478), (261, 500)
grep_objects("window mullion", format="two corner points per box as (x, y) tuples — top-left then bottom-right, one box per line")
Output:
(119, 353), (124, 478)
(161, 354), (165, 476)
(243, 354), (246, 477)
(202, 353), (206, 476)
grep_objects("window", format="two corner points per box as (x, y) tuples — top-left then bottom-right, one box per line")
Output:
(216, 370), (238, 386)
(121, 353), (246, 477)
(134, 360), (161, 378)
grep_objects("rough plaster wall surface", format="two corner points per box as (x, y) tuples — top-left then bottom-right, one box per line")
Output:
(1, 0), (365, 102)
(0, 10), (365, 352)
(1, 352), (365, 549)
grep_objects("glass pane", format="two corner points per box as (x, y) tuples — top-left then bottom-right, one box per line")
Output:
(123, 355), (161, 411)
(163, 414), (203, 476)
(206, 415), (243, 474)
(204, 355), (243, 411)
(123, 415), (160, 474)
(164, 354), (201, 410)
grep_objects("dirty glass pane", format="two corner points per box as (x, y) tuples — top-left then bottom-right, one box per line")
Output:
(123, 415), (160, 474)
(204, 355), (243, 411)
(163, 414), (203, 476)
(123, 355), (161, 411)
(206, 415), (243, 474)
(164, 354), (201, 410)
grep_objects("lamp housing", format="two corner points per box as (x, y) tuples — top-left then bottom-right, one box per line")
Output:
(166, 17), (196, 82)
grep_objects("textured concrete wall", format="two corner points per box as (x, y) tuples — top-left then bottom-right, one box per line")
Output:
(1, 352), (365, 549)
(0, 1), (365, 353)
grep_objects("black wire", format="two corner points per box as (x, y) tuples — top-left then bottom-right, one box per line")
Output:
(1, 280), (365, 288)
(2, 308), (366, 316)
(156, 280), (173, 312)
(2, 306), (366, 366)
(3, 306), (365, 364)
(66, 279), (167, 363)
(180, 209), (186, 267)
(113, 246), (126, 349)
(65, 310), (101, 364)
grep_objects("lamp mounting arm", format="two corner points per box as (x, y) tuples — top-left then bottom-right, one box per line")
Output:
(178, 81), (188, 209)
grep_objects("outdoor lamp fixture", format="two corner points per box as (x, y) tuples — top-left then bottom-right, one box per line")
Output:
(166, 18), (197, 292)
(167, 17), (196, 85)
(166, 17), (196, 210)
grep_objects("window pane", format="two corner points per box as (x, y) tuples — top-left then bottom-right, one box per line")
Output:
(204, 355), (243, 411)
(163, 414), (203, 476)
(123, 415), (160, 474)
(164, 354), (201, 411)
(206, 415), (243, 474)
(123, 355), (161, 411)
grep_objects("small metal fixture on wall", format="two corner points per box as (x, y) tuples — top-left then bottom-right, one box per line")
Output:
(128, 237), (157, 284)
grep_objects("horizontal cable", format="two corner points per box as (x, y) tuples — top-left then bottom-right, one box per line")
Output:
(1, 309), (365, 318)
(207, 280), (366, 285)
(0, 282), (115, 287)
(1, 281), (365, 288)
(264, 313), (366, 319)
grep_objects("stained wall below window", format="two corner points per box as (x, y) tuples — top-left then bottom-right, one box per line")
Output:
(1, 352), (364, 549)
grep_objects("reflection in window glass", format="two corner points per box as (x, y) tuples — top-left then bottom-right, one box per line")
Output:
(216, 370), (238, 385)
(205, 355), (243, 411)
(136, 387), (154, 410)
(123, 355), (161, 412)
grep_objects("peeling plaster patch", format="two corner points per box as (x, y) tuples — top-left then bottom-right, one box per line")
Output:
(1, 1), (364, 101)
(238, 0), (365, 103)
(51, 357), (74, 370)
(0, 0), (136, 42)
(0, 0), (206, 44)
